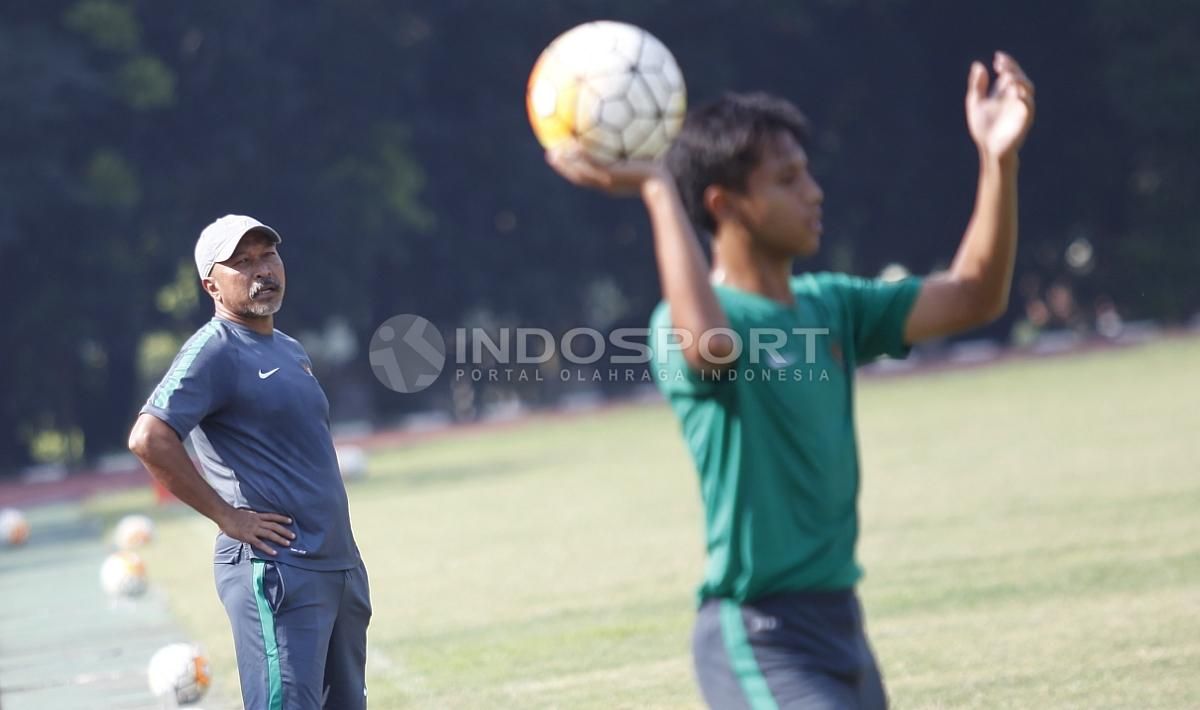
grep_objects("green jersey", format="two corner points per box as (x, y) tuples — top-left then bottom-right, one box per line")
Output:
(649, 272), (922, 603)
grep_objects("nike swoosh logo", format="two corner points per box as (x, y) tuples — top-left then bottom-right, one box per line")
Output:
(258, 368), (281, 379)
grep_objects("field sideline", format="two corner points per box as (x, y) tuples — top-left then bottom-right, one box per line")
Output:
(87, 338), (1200, 708)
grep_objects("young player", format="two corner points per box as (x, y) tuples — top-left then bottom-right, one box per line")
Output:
(546, 53), (1034, 708)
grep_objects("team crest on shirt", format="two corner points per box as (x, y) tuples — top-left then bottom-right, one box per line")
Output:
(828, 340), (844, 368)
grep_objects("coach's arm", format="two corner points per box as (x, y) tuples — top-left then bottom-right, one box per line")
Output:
(904, 51), (1035, 345)
(127, 413), (294, 556)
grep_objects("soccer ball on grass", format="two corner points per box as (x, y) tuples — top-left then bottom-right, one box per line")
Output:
(114, 513), (155, 550)
(100, 550), (148, 598)
(148, 642), (212, 705)
(0, 508), (30, 546)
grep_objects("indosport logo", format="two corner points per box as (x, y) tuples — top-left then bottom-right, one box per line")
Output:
(369, 315), (447, 394)
(369, 314), (834, 394)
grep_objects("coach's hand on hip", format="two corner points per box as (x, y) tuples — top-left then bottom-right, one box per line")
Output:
(218, 508), (295, 556)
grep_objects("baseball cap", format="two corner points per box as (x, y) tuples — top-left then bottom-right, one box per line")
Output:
(194, 214), (283, 278)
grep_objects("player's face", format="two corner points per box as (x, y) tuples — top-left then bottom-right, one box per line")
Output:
(207, 231), (286, 318)
(729, 131), (824, 257)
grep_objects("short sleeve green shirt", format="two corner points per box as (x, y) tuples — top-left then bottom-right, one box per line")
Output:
(649, 272), (922, 603)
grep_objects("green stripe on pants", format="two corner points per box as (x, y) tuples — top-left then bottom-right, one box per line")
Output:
(252, 560), (284, 710)
(719, 599), (780, 710)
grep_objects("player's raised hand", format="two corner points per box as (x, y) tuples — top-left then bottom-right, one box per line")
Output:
(966, 51), (1035, 159)
(546, 143), (670, 197)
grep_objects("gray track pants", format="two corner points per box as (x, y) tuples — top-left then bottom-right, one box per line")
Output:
(214, 545), (371, 709)
(693, 589), (887, 710)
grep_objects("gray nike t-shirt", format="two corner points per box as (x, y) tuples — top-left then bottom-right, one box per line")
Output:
(141, 317), (360, 571)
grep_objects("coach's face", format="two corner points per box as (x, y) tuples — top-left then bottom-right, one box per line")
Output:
(204, 230), (286, 317)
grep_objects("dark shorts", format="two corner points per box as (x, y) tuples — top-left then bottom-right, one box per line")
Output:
(692, 589), (887, 710)
(214, 544), (371, 710)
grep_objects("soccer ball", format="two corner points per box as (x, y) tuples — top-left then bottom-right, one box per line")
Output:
(0, 508), (30, 546)
(527, 21), (686, 162)
(148, 642), (212, 705)
(100, 550), (148, 598)
(336, 445), (368, 482)
(114, 513), (155, 550)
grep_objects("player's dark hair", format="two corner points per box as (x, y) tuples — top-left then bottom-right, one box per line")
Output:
(665, 92), (812, 235)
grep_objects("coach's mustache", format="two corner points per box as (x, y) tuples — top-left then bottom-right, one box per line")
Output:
(249, 278), (281, 299)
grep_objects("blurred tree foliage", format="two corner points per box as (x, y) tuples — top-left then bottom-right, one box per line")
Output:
(0, 0), (1196, 471)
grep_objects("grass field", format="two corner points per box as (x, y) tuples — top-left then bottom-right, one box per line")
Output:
(89, 338), (1200, 708)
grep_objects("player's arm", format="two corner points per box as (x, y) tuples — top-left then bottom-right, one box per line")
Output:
(127, 413), (294, 556)
(546, 148), (735, 374)
(904, 52), (1036, 345)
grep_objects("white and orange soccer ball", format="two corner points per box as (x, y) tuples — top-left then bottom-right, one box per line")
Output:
(148, 642), (212, 705)
(0, 508), (30, 546)
(113, 513), (155, 550)
(527, 21), (686, 162)
(100, 550), (148, 598)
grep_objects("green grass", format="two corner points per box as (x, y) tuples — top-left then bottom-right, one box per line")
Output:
(95, 338), (1200, 708)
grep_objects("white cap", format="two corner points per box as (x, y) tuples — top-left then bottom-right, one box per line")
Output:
(194, 215), (282, 278)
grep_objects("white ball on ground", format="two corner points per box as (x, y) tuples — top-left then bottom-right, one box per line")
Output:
(0, 508), (30, 547)
(100, 550), (148, 598)
(148, 642), (211, 705)
(114, 513), (155, 550)
(336, 445), (368, 482)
